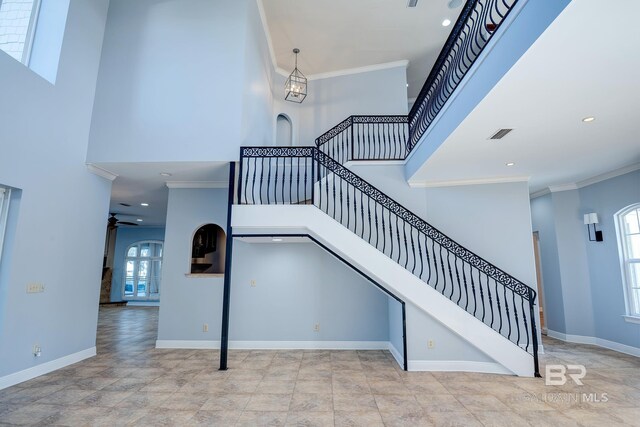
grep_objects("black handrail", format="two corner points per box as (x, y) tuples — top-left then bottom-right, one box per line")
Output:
(237, 146), (540, 376)
(315, 116), (409, 165)
(407, 0), (519, 151)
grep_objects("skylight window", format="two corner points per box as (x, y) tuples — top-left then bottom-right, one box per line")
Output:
(0, 0), (41, 64)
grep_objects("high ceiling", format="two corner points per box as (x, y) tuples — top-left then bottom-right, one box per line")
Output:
(409, 0), (640, 193)
(261, 0), (463, 98)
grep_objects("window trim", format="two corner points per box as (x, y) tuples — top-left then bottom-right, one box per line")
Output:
(615, 203), (640, 319)
(122, 240), (163, 301)
(21, 0), (42, 65)
(0, 186), (10, 265)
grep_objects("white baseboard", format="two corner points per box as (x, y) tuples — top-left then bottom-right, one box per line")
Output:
(387, 342), (404, 368)
(126, 301), (160, 307)
(547, 329), (640, 357)
(0, 347), (96, 390)
(155, 340), (389, 350)
(407, 360), (512, 375)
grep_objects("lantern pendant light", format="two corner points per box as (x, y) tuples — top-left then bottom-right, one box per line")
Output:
(285, 48), (307, 103)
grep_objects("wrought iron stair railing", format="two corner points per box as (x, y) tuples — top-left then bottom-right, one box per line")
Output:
(237, 146), (540, 376)
(316, 116), (409, 165)
(316, 0), (520, 162)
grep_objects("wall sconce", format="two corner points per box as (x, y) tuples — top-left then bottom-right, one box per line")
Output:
(583, 213), (603, 242)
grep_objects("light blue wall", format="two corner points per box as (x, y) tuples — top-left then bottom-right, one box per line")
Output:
(551, 190), (595, 337)
(88, 0), (267, 163)
(530, 194), (566, 333)
(0, 0), (111, 378)
(230, 241), (389, 342)
(157, 186), (391, 343)
(388, 297), (404, 359)
(274, 65), (408, 146)
(111, 227), (165, 302)
(405, 0), (571, 180)
(530, 169), (640, 350)
(579, 170), (640, 348)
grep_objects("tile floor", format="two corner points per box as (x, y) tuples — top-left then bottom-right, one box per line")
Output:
(0, 306), (639, 426)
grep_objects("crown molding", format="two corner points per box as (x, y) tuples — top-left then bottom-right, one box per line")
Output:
(576, 162), (640, 189)
(165, 181), (228, 189)
(530, 162), (640, 200)
(408, 175), (529, 188)
(86, 164), (118, 181)
(529, 188), (550, 199)
(548, 183), (578, 193)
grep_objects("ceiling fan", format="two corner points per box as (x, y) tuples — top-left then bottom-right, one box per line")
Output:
(108, 213), (139, 228)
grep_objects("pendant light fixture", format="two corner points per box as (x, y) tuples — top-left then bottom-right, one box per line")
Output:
(285, 48), (307, 103)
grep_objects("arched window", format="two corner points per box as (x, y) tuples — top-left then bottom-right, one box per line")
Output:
(191, 224), (226, 274)
(615, 203), (640, 319)
(123, 241), (163, 300)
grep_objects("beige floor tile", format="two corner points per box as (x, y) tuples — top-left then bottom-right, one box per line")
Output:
(415, 394), (467, 412)
(456, 394), (511, 412)
(237, 410), (288, 426)
(295, 379), (333, 394)
(374, 394), (422, 412)
(256, 380), (297, 394)
(289, 392), (333, 412)
(334, 410), (384, 427)
(285, 410), (334, 426)
(190, 409), (242, 426)
(245, 393), (292, 411)
(200, 393), (252, 411)
(472, 410), (531, 426)
(333, 393), (378, 411)
(426, 410), (482, 427)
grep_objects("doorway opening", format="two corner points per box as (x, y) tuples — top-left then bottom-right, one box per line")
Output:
(532, 232), (547, 334)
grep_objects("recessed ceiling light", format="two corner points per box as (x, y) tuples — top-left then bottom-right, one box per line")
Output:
(136, 218), (143, 222)
(582, 116), (595, 123)
(506, 162), (515, 167)
(160, 172), (172, 177)
(140, 203), (149, 207)
(406, 83), (409, 88)
(272, 238), (283, 242)
(442, 19), (452, 27)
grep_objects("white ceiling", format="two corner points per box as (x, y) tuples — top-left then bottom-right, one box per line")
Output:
(102, 162), (229, 227)
(261, 0), (463, 98)
(409, 0), (640, 193)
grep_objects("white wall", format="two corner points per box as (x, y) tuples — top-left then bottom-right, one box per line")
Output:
(0, 0), (111, 380)
(273, 65), (409, 146)
(157, 186), (390, 344)
(87, 0), (273, 164)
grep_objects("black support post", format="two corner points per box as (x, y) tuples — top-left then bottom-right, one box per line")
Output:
(529, 289), (541, 377)
(219, 162), (236, 371)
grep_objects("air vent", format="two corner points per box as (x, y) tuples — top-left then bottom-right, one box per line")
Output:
(488, 128), (513, 140)
(407, 0), (418, 7)
(119, 203), (131, 207)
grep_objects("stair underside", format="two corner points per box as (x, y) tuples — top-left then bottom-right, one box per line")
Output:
(232, 204), (535, 377)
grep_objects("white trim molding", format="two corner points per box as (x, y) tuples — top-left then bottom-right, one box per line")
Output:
(155, 340), (389, 350)
(86, 164), (118, 181)
(408, 175), (530, 189)
(0, 347), (96, 390)
(623, 315), (640, 325)
(407, 360), (512, 375)
(547, 329), (640, 358)
(165, 181), (228, 189)
(387, 342), (404, 368)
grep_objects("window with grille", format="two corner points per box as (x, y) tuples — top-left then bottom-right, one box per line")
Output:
(616, 204), (640, 319)
(123, 240), (163, 300)
(0, 0), (41, 64)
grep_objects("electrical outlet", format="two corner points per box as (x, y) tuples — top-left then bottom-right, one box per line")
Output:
(314, 323), (320, 332)
(250, 280), (256, 287)
(202, 324), (209, 332)
(428, 340), (435, 349)
(27, 283), (45, 293)
(33, 345), (41, 357)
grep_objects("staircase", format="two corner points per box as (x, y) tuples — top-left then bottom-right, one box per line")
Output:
(233, 123), (539, 376)
(230, 0), (537, 376)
